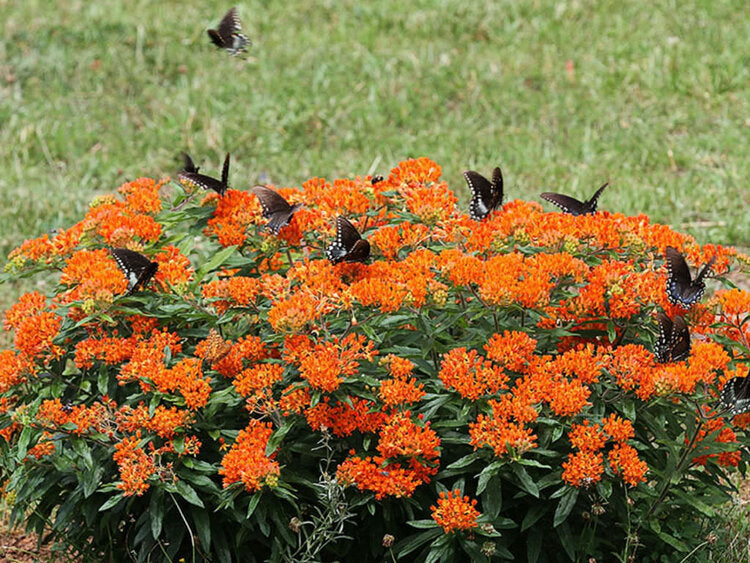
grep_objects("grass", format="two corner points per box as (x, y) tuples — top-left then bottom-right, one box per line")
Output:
(1, 0), (748, 261)
(1, 0), (749, 559)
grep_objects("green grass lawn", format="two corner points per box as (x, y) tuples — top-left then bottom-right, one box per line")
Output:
(1, 0), (748, 260)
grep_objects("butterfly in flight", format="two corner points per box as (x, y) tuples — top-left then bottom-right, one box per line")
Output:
(325, 217), (370, 264)
(252, 186), (303, 235)
(540, 183), (608, 216)
(665, 246), (715, 308)
(464, 167), (504, 221)
(207, 7), (250, 56)
(178, 153), (230, 196)
(110, 248), (159, 294)
(654, 312), (690, 363)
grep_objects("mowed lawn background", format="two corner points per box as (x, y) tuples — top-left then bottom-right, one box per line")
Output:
(2, 0), (748, 262)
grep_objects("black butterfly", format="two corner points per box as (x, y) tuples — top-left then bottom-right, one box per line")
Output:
(721, 377), (750, 417)
(207, 7), (250, 56)
(371, 175), (384, 185)
(325, 217), (370, 264)
(665, 246), (716, 308)
(654, 312), (690, 363)
(540, 183), (609, 216)
(110, 248), (159, 294)
(252, 186), (303, 235)
(178, 153), (230, 196)
(464, 167), (504, 221)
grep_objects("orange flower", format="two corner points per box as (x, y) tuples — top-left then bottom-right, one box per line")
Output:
(568, 420), (605, 452)
(154, 245), (193, 290)
(219, 420), (280, 492)
(439, 348), (508, 400)
(113, 434), (156, 496)
(4, 292), (48, 331)
(430, 489), (480, 534)
(562, 450), (604, 488)
(602, 414), (635, 443)
(59, 248), (128, 306)
(484, 331), (537, 372)
(14, 311), (64, 362)
(234, 364), (284, 396)
(608, 444), (648, 486)
(305, 398), (385, 437)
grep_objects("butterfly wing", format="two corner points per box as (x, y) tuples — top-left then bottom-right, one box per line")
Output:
(665, 246), (705, 307)
(218, 8), (241, 37)
(207, 28), (226, 48)
(654, 312), (673, 363)
(216, 7), (250, 55)
(182, 153), (199, 174)
(220, 153), (230, 191)
(464, 170), (495, 221)
(491, 167), (504, 207)
(252, 186), (301, 234)
(695, 255), (716, 284)
(344, 239), (371, 264)
(326, 217), (369, 264)
(178, 171), (226, 195)
(110, 248), (159, 294)
(721, 377), (750, 417)
(668, 315), (691, 362)
(585, 182), (609, 213)
(540, 192), (588, 216)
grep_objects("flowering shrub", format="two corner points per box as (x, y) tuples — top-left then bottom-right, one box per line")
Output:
(1, 160), (749, 561)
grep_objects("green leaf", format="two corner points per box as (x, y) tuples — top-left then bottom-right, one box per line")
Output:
(553, 488), (578, 527)
(175, 481), (204, 508)
(247, 492), (261, 519)
(512, 465), (539, 498)
(395, 529), (442, 558)
(407, 519), (437, 529)
(481, 478), (502, 518)
(150, 489), (164, 540)
(16, 426), (31, 461)
(521, 503), (547, 531)
(191, 507), (211, 552)
(656, 530), (690, 552)
(196, 246), (237, 278)
(98, 494), (124, 512)
(477, 460), (503, 495)
(446, 452), (480, 470)
(527, 527), (543, 563)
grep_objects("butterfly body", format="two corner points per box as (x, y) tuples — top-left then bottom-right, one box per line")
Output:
(721, 377), (750, 417)
(252, 186), (303, 235)
(464, 167), (503, 221)
(207, 7), (250, 56)
(654, 313), (690, 363)
(178, 153), (230, 196)
(665, 246), (715, 308)
(540, 183), (608, 216)
(326, 217), (370, 264)
(110, 248), (159, 294)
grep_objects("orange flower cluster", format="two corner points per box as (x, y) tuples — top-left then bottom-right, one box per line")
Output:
(305, 397), (386, 437)
(563, 416), (647, 488)
(430, 489), (481, 534)
(154, 245), (194, 290)
(219, 420), (280, 492)
(439, 347), (508, 400)
(692, 413), (741, 467)
(293, 334), (376, 392)
(203, 276), (262, 315)
(113, 433), (156, 496)
(337, 416), (439, 500)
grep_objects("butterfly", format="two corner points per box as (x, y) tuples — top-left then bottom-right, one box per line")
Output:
(665, 246), (716, 308)
(325, 217), (370, 264)
(540, 183), (608, 216)
(110, 248), (159, 294)
(721, 377), (750, 417)
(464, 167), (504, 221)
(252, 186), (303, 235)
(654, 312), (690, 363)
(178, 153), (230, 196)
(371, 175), (384, 185)
(207, 7), (250, 56)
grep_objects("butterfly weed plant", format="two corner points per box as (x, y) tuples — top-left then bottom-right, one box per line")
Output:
(1, 158), (749, 562)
